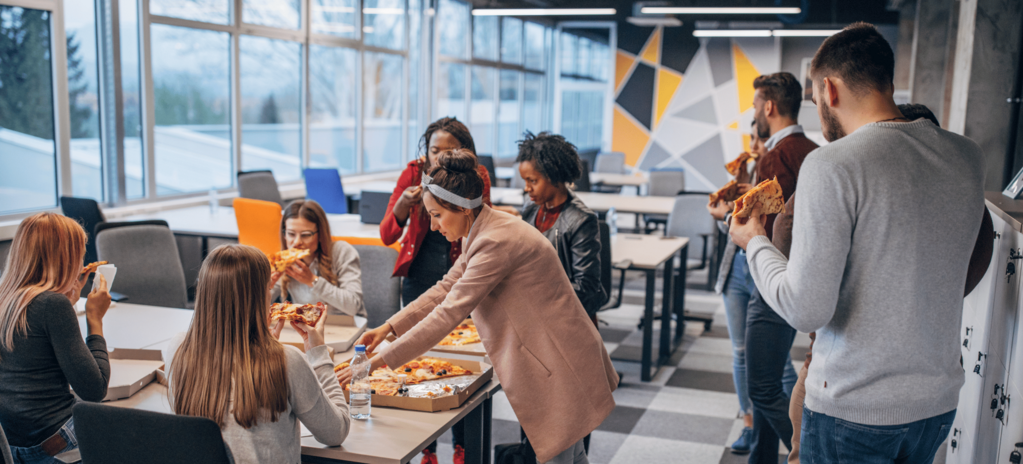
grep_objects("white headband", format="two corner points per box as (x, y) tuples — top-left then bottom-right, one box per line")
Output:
(421, 174), (483, 209)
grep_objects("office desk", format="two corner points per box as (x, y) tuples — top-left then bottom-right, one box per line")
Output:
(590, 172), (648, 188)
(76, 302), (194, 350)
(491, 188), (675, 216)
(610, 234), (689, 381)
(120, 206), (379, 240)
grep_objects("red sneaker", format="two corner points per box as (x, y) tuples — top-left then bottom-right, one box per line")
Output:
(421, 449), (438, 464)
(453, 445), (465, 464)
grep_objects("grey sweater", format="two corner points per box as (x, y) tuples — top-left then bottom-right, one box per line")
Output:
(272, 241), (366, 317)
(747, 119), (985, 426)
(165, 337), (350, 463)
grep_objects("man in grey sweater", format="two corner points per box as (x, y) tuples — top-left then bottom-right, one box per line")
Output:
(730, 23), (985, 462)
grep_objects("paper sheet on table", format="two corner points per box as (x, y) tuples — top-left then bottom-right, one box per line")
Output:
(300, 422), (313, 438)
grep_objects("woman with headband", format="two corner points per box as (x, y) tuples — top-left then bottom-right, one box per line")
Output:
(339, 149), (618, 464)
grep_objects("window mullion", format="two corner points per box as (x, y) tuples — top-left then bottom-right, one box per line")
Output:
(230, 0), (242, 184)
(51, 0), (73, 201)
(96, 0), (127, 205)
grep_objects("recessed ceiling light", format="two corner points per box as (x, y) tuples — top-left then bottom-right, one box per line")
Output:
(772, 29), (841, 36)
(693, 30), (772, 37)
(642, 7), (801, 14)
(471, 8), (617, 16)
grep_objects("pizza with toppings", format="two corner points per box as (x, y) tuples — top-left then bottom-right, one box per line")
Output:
(81, 261), (108, 275)
(334, 357), (474, 396)
(725, 152), (756, 177)
(270, 302), (325, 325)
(732, 177), (785, 219)
(709, 180), (743, 205)
(268, 248), (311, 272)
(438, 323), (481, 346)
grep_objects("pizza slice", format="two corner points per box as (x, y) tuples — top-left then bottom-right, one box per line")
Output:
(438, 323), (481, 346)
(725, 152), (754, 177)
(268, 248), (311, 273)
(709, 180), (743, 205)
(81, 261), (108, 275)
(732, 177), (785, 219)
(270, 302), (326, 325)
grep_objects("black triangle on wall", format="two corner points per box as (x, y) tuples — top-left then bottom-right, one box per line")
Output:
(615, 62), (655, 130)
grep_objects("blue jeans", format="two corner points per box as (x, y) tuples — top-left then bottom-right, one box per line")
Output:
(746, 287), (799, 463)
(800, 407), (955, 464)
(723, 249), (755, 416)
(10, 417), (77, 464)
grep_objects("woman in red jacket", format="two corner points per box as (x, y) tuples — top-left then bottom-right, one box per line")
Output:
(379, 117), (490, 464)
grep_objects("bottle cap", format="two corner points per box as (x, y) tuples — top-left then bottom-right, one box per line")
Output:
(355, 345), (366, 353)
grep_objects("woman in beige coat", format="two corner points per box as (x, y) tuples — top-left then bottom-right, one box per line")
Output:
(337, 149), (618, 464)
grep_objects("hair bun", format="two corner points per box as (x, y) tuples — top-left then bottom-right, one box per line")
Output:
(436, 149), (478, 174)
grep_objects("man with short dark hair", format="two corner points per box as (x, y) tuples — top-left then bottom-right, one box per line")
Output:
(730, 22), (984, 462)
(744, 72), (817, 463)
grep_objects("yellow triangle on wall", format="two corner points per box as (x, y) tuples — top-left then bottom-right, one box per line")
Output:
(742, 133), (751, 153)
(728, 120), (739, 130)
(615, 51), (637, 93)
(733, 44), (761, 114)
(613, 107), (650, 167)
(640, 28), (661, 65)
(655, 68), (683, 127)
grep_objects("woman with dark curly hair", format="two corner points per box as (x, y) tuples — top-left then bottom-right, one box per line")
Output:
(516, 132), (606, 323)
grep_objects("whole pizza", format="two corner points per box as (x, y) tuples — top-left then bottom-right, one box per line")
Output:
(334, 357), (474, 396)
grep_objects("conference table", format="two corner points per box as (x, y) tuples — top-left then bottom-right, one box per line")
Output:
(490, 188), (675, 216)
(79, 303), (500, 464)
(494, 168), (648, 188)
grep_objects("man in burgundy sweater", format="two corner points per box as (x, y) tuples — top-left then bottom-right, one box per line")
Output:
(745, 72), (818, 463)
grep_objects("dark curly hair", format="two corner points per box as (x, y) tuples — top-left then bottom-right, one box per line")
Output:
(419, 117), (477, 174)
(514, 131), (583, 186)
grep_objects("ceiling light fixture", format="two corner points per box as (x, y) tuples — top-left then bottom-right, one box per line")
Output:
(693, 29), (841, 37)
(471, 8), (617, 16)
(772, 29), (841, 36)
(641, 7), (801, 14)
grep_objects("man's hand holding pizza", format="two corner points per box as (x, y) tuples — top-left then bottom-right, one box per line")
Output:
(729, 204), (767, 250)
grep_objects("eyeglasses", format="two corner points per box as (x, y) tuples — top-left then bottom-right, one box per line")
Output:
(285, 230), (318, 240)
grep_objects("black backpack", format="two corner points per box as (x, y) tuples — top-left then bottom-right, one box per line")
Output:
(494, 436), (536, 464)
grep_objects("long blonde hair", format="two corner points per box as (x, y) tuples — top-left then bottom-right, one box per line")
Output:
(279, 200), (337, 301)
(0, 213), (87, 357)
(171, 244), (289, 428)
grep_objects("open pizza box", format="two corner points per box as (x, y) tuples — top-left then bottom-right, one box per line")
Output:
(278, 313), (367, 354)
(342, 355), (493, 413)
(387, 319), (488, 358)
(102, 348), (165, 402)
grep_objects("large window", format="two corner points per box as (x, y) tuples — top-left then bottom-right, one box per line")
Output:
(240, 36), (302, 181)
(558, 30), (611, 151)
(312, 0), (357, 37)
(498, 71), (520, 158)
(0, 6), (58, 215)
(151, 0), (231, 25)
(469, 67), (495, 156)
(363, 52), (403, 172)
(65, 0), (104, 201)
(151, 24), (232, 195)
(122, 0), (145, 199)
(309, 45), (357, 174)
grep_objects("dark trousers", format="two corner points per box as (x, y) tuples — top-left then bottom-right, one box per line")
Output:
(746, 288), (797, 463)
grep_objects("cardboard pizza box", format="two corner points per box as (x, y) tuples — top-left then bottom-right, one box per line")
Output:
(278, 313), (367, 353)
(388, 319), (488, 358)
(102, 348), (165, 402)
(342, 356), (493, 413)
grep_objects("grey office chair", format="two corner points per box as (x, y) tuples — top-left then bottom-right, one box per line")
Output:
(666, 193), (718, 330)
(643, 169), (686, 233)
(593, 153), (625, 193)
(510, 163), (526, 190)
(237, 170), (283, 205)
(95, 221), (189, 308)
(74, 403), (231, 464)
(0, 421), (13, 464)
(352, 245), (401, 328)
(572, 160), (592, 192)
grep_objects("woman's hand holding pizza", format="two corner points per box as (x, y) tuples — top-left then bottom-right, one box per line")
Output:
(286, 260), (316, 286)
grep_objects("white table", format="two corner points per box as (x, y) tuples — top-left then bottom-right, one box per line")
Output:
(590, 172), (648, 187)
(77, 302), (194, 350)
(120, 206), (380, 240)
(491, 188), (675, 216)
(610, 234), (690, 381)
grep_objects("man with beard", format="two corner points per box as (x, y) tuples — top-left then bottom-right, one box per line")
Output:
(730, 23), (984, 462)
(743, 72), (817, 462)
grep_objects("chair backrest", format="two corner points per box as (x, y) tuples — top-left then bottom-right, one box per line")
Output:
(233, 198), (283, 257)
(0, 420), (13, 464)
(357, 191), (391, 225)
(598, 221), (612, 305)
(352, 244), (400, 328)
(648, 169), (686, 197)
(95, 221), (189, 308)
(303, 168), (347, 214)
(594, 152), (625, 174)
(572, 160), (592, 192)
(74, 402), (231, 464)
(60, 196), (106, 265)
(510, 163), (526, 189)
(666, 194), (717, 261)
(477, 155), (497, 186)
(578, 148), (599, 172)
(237, 170), (283, 205)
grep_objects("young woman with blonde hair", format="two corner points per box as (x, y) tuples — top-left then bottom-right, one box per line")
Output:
(271, 199), (364, 317)
(0, 212), (112, 464)
(164, 244), (349, 463)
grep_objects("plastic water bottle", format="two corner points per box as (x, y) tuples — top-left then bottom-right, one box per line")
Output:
(349, 345), (372, 420)
(608, 206), (618, 239)
(208, 188), (218, 215)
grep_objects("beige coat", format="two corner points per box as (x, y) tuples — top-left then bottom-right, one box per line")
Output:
(378, 206), (618, 462)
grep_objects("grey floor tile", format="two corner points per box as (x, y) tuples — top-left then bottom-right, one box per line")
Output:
(491, 418), (523, 446)
(596, 405), (647, 434)
(600, 327), (634, 343)
(611, 385), (660, 409)
(587, 430), (630, 464)
(631, 410), (734, 446)
(677, 351), (736, 374)
(648, 386), (740, 419)
(609, 435), (725, 464)
(665, 368), (737, 393)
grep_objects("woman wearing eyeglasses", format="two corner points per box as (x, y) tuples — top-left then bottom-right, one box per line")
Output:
(271, 199), (365, 317)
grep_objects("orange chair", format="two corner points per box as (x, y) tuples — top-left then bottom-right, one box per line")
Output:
(332, 236), (401, 252)
(234, 198), (283, 256)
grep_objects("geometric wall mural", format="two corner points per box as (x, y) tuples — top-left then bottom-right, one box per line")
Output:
(613, 26), (779, 192)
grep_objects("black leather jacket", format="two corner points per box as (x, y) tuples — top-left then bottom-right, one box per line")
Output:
(521, 191), (607, 316)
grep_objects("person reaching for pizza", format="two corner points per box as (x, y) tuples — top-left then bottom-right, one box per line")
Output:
(164, 244), (350, 463)
(270, 199), (365, 318)
(338, 149), (618, 464)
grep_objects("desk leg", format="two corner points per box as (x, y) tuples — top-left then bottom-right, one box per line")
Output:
(659, 257), (674, 364)
(641, 269), (656, 382)
(675, 245), (688, 340)
(464, 399), (485, 464)
(201, 236), (210, 259)
(483, 396), (493, 464)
